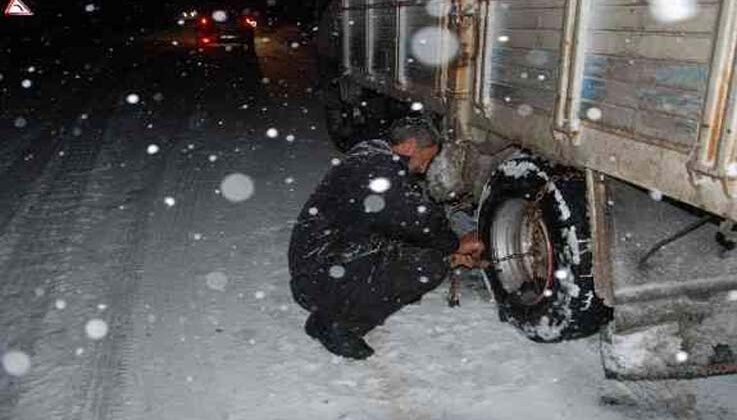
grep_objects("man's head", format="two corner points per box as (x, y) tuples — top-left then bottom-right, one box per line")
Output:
(388, 116), (441, 174)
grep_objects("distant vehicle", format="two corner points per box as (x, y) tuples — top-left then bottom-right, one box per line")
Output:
(196, 8), (258, 54)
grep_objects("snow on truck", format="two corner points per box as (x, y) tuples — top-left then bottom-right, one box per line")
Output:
(317, 0), (737, 380)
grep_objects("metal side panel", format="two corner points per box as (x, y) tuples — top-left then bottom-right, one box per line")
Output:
(478, 1), (566, 117)
(599, 177), (737, 380)
(348, 7), (367, 70)
(578, 0), (721, 150)
(369, 3), (396, 78)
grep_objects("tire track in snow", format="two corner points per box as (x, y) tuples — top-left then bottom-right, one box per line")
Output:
(0, 101), (115, 419)
(106, 50), (272, 420)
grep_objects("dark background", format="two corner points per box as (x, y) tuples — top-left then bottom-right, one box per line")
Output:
(0, 0), (330, 38)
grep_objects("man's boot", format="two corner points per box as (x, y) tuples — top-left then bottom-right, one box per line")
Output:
(304, 312), (374, 360)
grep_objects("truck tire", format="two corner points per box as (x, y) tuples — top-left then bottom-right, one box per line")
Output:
(478, 155), (612, 342)
(323, 83), (393, 153)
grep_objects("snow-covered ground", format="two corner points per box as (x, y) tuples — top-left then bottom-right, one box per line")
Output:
(1, 24), (736, 420)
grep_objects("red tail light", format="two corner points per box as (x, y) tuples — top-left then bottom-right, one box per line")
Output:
(199, 17), (209, 25)
(201, 37), (211, 44)
(244, 16), (257, 28)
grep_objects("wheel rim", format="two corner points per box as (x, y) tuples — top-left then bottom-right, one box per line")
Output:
(489, 199), (554, 306)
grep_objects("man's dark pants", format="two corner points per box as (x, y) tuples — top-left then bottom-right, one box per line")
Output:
(291, 242), (449, 335)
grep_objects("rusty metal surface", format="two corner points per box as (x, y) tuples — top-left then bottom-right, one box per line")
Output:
(586, 169), (615, 307)
(694, 0), (737, 170)
(599, 178), (737, 379)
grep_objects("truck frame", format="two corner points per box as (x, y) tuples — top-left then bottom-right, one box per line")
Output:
(320, 0), (737, 380)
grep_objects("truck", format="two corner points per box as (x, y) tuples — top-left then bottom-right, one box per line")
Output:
(317, 0), (737, 380)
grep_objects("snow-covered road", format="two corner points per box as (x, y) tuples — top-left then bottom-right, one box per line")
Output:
(1, 25), (736, 420)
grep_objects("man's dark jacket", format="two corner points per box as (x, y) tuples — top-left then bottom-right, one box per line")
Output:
(288, 139), (459, 297)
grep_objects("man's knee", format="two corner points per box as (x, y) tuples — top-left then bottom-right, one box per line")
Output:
(397, 246), (449, 283)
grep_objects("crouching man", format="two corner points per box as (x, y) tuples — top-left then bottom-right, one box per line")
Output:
(288, 117), (485, 359)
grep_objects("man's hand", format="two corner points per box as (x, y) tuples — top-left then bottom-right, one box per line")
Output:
(457, 231), (485, 259)
(450, 253), (476, 268)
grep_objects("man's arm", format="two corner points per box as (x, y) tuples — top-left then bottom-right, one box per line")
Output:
(366, 163), (459, 255)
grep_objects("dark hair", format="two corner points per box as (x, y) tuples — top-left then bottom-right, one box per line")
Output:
(388, 115), (442, 148)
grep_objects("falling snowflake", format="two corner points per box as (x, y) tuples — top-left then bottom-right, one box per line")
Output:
(290, 42), (300, 49)
(97, 303), (107, 311)
(331, 158), (341, 166)
(126, 93), (140, 104)
(727, 290), (737, 302)
(75, 348), (84, 356)
(411, 102), (424, 111)
(543, 289), (554, 297)
(649, 0), (697, 23)
(266, 128), (279, 138)
(14, 117), (27, 128)
(369, 177), (391, 193)
(2, 350), (31, 376)
(220, 173), (255, 202)
(84, 4), (95, 12)
(329, 265), (346, 279)
(419, 276), (429, 284)
(526, 50), (548, 66)
(153, 92), (164, 102)
(726, 163), (737, 177)
(537, 74), (546, 81)
(426, 0), (451, 17)
(410, 27), (459, 66)
(85, 319), (109, 340)
(586, 107), (603, 121)
(193, 233), (203, 240)
(497, 35), (510, 43)
(146, 144), (159, 155)
(212, 10), (228, 22)
(363, 195), (386, 213)
(554, 268), (569, 280)
(675, 350), (689, 363)
(517, 104), (533, 117)
(286, 134), (295, 142)
(206, 271), (229, 292)
(208, 154), (218, 162)
(308, 207), (319, 216)
(649, 189), (663, 201)
(27, 66), (35, 73)
(21, 79), (32, 88)
(254, 291), (266, 299)
(164, 197), (176, 207)
(55, 299), (66, 310)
